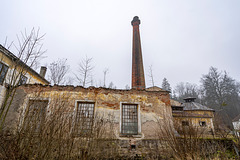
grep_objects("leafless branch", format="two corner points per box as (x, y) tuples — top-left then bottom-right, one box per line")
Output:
(75, 56), (94, 87)
(48, 58), (70, 85)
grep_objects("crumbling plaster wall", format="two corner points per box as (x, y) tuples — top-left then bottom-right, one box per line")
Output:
(7, 84), (173, 139)
(3, 87), (27, 132)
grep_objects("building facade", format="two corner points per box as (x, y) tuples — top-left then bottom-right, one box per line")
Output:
(7, 84), (172, 140)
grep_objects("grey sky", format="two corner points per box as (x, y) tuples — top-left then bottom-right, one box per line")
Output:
(1, 0), (240, 89)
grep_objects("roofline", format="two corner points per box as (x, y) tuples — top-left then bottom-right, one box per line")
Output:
(0, 44), (50, 84)
(184, 109), (215, 112)
(171, 105), (183, 107)
(18, 84), (171, 94)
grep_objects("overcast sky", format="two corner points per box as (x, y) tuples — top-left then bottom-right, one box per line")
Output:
(1, 0), (240, 89)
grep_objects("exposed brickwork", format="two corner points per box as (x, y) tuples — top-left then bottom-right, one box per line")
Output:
(131, 16), (145, 90)
(5, 84), (172, 139)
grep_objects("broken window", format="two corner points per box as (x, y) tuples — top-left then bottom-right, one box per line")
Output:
(182, 121), (189, 126)
(0, 62), (9, 85)
(73, 102), (95, 137)
(199, 121), (206, 127)
(121, 104), (138, 135)
(23, 100), (48, 133)
(19, 74), (28, 85)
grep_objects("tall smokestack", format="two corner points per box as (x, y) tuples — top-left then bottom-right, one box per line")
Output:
(40, 66), (47, 78)
(131, 16), (145, 90)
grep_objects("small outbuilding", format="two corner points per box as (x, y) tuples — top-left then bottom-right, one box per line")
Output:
(171, 97), (215, 135)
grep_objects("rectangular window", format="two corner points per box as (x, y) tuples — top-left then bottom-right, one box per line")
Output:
(19, 74), (28, 85)
(73, 102), (95, 137)
(23, 100), (48, 132)
(121, 104), (138, 135)
(0, 62), (9, 85)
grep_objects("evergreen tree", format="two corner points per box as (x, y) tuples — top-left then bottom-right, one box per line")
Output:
(162, 78), (172, 92)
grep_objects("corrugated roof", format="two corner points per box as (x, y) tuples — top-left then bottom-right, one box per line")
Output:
(182, 102), (214, 111)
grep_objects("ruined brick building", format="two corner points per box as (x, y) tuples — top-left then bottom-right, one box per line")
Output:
(3, 17), (215, 156)
(5, 17), (173, 143)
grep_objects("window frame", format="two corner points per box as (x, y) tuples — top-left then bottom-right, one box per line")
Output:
(22, 99), (49, 133)
(120, 102), (141, 136)
(72, 100), (95, 137)
(0, 62), (9, 85)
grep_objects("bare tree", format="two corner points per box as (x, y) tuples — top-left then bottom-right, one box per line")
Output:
(3, 37), (13, 50)
(103, 68), (109, 87)
(0, 89), (119, 159)
(154, 114), (236, 159)
(148, 65), (155, 87)
(0, 28), (46, 130)
(48, 58), (70, 85)
(173, 82), (199, 102)
(201, 66), (240, 128)
(75, 56), (94, 87)
(201, 67), (239, 112)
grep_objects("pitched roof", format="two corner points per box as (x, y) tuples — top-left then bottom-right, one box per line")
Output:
(0, 44), (49, 84)
(182, 102), (214, 111)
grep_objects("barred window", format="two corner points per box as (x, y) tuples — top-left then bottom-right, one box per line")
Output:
(73, 102), (95, 137)
(24, 100), (48, 132)
(121, 104), (138, 135)
(0, 62), (9, 85)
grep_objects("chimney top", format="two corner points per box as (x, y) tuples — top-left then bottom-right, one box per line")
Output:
(131, 16), (140, 26)
(40, 66), (47, 78)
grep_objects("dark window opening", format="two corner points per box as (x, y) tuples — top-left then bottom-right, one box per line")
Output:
(73, 102), (95, 137)
(122, 104), (138, 135)
(199, 121), (206, 127)
(171, 106), (183, 111)
(182, 121), (189, 126)
(0, 62), (9, 85)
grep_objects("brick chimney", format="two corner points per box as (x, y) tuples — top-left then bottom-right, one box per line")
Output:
(131, 16), (145, 90)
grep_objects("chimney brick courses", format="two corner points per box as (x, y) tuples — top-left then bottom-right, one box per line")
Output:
(131, 16), (145, 90)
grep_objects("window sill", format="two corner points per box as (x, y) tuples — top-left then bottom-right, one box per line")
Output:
(119, 133), (142, 138)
